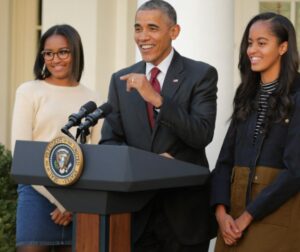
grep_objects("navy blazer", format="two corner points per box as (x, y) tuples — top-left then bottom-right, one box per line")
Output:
(211, 73), (300, 220)
(100, 51), (218, 244)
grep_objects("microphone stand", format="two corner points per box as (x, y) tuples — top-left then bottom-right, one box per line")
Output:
(70, 125), (104, 251)
(61, 126), (88, 144)
(77, 125), (110, 252)
(61, 128), (76, 141)
(76, 128), (90, 144)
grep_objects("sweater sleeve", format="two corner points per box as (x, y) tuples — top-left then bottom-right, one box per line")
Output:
(32, 185), (66, 213)
(11, 87), (34, 153)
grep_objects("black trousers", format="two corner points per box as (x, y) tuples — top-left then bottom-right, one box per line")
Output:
(133, 199), (210, 252)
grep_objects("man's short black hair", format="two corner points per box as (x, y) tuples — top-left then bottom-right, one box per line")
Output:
(137, 0), (177, 25)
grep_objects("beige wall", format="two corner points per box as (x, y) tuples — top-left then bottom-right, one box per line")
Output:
(0, 0), (11, 147)
(0, 0), (38, 148)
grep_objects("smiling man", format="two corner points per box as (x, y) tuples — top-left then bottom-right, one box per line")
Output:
(100, 0), (218, 251)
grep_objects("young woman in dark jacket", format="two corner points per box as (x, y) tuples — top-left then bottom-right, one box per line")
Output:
(211, 12), (300, 252)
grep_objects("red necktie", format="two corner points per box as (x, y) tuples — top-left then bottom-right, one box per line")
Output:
(147, 67), (161, 128)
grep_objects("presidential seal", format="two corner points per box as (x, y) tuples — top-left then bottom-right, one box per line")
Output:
(44, 135), (83, 186)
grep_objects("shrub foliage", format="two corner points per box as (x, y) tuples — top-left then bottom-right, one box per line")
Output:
(0, 144), (17, 252)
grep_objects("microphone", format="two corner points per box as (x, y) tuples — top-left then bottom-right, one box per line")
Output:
(77, 102), (112, 132)
(61, 101), (97, 135)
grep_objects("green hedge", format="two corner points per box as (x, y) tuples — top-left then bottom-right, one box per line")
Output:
(0, 144), (17, 252)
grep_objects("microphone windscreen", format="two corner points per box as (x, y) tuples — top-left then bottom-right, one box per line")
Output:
(98, 102), (113, 115)
(83, 101), (97, 114)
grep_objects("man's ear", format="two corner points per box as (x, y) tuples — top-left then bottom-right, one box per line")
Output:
(170, 24), (180, 40)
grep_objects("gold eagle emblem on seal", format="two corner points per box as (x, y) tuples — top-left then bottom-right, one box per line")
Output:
(44, 135), (83, 186)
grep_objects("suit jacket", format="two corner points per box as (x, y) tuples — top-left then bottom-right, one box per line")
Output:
(100, 51), (218, 244)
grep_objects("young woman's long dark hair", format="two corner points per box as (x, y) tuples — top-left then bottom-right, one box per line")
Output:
(233, 12), (299, 126)
(34, 24), (84, 82)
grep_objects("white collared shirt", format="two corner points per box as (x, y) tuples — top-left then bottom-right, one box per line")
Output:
(145, 49), (174, 90)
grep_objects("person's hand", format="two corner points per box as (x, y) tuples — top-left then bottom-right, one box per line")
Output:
(50, 208), (72, 226)
(215, 205), (242, 246)
(160, 152), (174, 159)
(120, 73), (163, 108)
(235, 211), (253, 233)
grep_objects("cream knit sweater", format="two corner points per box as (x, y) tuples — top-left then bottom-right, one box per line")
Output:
(11, 80), (102, 212)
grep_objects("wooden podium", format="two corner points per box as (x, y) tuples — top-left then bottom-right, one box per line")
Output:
(11, 141), (210, 252)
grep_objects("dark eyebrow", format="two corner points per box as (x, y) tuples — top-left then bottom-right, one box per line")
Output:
(257, 37), (268, 41)
(134, 23), (159, 29)
(248, 37), (268, 42)
(148, 24), (159, 29)
(43, 47), (69, 51)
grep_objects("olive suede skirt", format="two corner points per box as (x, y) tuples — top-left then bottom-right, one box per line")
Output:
(215, 166), (300, 252)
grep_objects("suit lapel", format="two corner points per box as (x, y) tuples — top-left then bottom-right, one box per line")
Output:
(128, 62), (153, 137)
(152, 51), (185, 138)
(161, 51), (185, 100)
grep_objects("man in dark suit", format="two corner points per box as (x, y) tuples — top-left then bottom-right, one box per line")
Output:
(100, 0), (218, 251)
